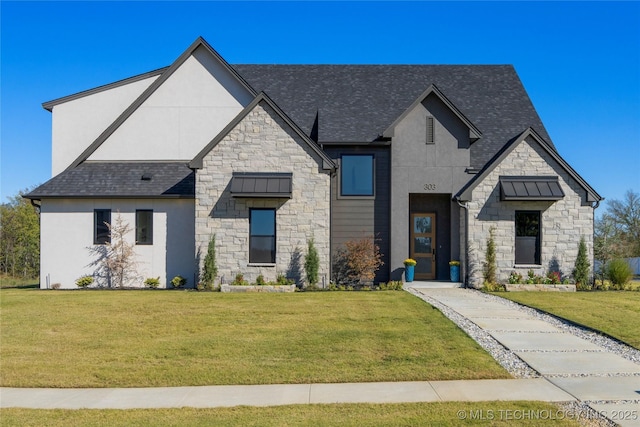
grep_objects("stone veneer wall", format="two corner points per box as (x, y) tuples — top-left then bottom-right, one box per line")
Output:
(466, 136), (595, 287)
(195, 101), (331, 285)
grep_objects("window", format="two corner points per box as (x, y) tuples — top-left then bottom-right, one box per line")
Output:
(249, 209), (276, 263)
(426, 116), (435, 144)
(515, 211), (540, 265)
(340, 154), (374, 196)
(136, 210), (153, 245)
(94, 209), (111, 245)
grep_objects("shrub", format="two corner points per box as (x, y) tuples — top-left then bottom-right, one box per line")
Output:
(508, 271), (523, 284)
(201, 234), (218, 289)
(573, 236), (591, 289)
(378, 281), (404, 291)
(482, 281), (505, 292)
(276, 274), (294, 286)
(171, 275), (187, 288)
(255, 275), (266, 286)
(547, 271), (562, 285)
(144, 277), (160, 289)
(333, 236), (383, 285)
(304, 237), (320, 287)
(607, 258), (633, 288)
(75, 275), (93, 288)
(51, 283), (61, 290)
(483, 227), (497, 286)
(231, 273), (249, 286)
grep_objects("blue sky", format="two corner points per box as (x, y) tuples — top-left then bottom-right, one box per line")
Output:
(2, 1), (639, 211)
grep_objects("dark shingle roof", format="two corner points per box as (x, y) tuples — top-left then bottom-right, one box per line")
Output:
(234, 64), (552, 169)
(25, 162), (194, 199)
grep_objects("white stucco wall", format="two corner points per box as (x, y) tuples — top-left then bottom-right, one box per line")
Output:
(89, 45), (254, 162)
(39, 198), (195, 289)
(466, 136), (595, 287)
(51, 76), (158, 175)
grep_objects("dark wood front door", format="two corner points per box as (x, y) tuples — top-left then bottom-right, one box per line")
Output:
(410, 213), (436, 280)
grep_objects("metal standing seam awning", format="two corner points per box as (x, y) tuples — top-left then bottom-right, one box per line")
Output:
(499, 176), (565, 201)
(230, 172), (292, 198)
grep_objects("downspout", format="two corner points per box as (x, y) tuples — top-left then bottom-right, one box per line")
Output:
(591, 198), (601, 286)
(455, 197), (469, 288)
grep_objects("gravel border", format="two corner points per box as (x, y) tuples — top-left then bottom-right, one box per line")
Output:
(407, 287), (639, 427)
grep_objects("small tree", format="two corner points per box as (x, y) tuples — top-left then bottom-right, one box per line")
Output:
(573, 236), (591, 289)
(483, 227), (497, 286)
(340, 236), (383, 284)
(201, 234), (218, 288)
(304, 237), (320, 287)
(90, 212), (138, 288)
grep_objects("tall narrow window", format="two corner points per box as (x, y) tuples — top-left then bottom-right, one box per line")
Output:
(340, 154), (374, 196)
(515, 211), (541, 265)
(136, 210), (153, 245)
(426, 116), (435, 144)
(94, 209), (111, 245)
(250, 209), (276, 263)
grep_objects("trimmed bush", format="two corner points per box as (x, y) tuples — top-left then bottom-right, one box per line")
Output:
(75, 275), (93, 288)
(144, 277), (160, 289)
(171, 275), (187, 288)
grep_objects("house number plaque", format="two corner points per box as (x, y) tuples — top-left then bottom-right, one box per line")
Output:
(424, 184), (436, 191)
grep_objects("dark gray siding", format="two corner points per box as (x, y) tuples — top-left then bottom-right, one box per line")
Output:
(325, 145), (391, 283)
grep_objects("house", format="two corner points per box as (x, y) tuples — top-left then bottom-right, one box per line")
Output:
(25, 37), (602, 289)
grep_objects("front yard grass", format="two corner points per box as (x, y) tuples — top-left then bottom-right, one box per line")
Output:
(0, 402), (582, 427)
(496, 291), (640, 349)
(0, 289), (509, 388)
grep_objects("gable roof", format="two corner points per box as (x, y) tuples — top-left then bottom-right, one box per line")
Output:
(65, 37), (257, 171)
(24, 162), (194, 200)
(190, 92), (336, 171)
(41, 67), (168, 112)
(455, 127), (603, 203)
(233, 64), (552, 169)
(382, 84), (482, 141)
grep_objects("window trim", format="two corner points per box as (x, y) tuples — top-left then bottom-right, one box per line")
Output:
(135, 210), (153, 245)
(338, 154), (375, 199)
(249, 208), (276, 264)
(94, 209), (111, 245)
(514, 210), (541, 266)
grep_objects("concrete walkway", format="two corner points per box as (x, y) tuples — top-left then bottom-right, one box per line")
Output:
(0, 378), (571, 410)
(2, 286), (639, 427)
(409, 287), (640, 427)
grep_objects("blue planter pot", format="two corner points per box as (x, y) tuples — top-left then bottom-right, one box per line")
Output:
(450, 265), (460, 282)
(405, 265), (415, 282)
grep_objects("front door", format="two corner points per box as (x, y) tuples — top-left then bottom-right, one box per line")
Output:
(410, 213), (436, 280)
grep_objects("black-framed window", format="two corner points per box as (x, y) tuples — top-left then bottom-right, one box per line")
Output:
(249, 209), (276, 263)
(340, 154), (374, 196)
(136, 210), (153, 245)
(515, 211), (541, 265)
(94, 209), (111, 245)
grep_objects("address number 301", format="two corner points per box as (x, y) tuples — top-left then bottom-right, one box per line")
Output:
(424, 184), (436, 191)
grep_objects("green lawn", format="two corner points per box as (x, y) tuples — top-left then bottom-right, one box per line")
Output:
(496, 291), (640, 349)
(0, 289), (509, 388)
(0, 402), (582, 427)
